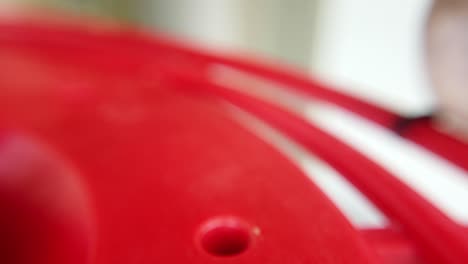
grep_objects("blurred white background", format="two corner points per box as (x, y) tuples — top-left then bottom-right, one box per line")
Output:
(141, 0), (435, 115)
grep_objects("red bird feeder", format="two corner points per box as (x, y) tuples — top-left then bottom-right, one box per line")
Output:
(0, 16), (467, 264)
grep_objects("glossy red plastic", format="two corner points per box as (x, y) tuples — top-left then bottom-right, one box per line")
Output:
(0, 17), (466, 264)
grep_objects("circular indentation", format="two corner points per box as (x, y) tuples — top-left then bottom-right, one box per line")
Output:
(199, 217), (252, 257)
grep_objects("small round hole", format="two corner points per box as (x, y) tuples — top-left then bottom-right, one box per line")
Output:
(199, 217), (252, 257)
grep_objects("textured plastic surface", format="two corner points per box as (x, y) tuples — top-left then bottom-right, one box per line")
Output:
(0, 18), (467, 264)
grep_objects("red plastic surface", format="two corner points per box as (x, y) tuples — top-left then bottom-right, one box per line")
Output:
(0, 18), (467, 264)
(1, 19), (466, 171)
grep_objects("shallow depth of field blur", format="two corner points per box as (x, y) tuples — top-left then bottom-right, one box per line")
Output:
(1, 0), (467, 228)
(1, 0), (434, 113)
